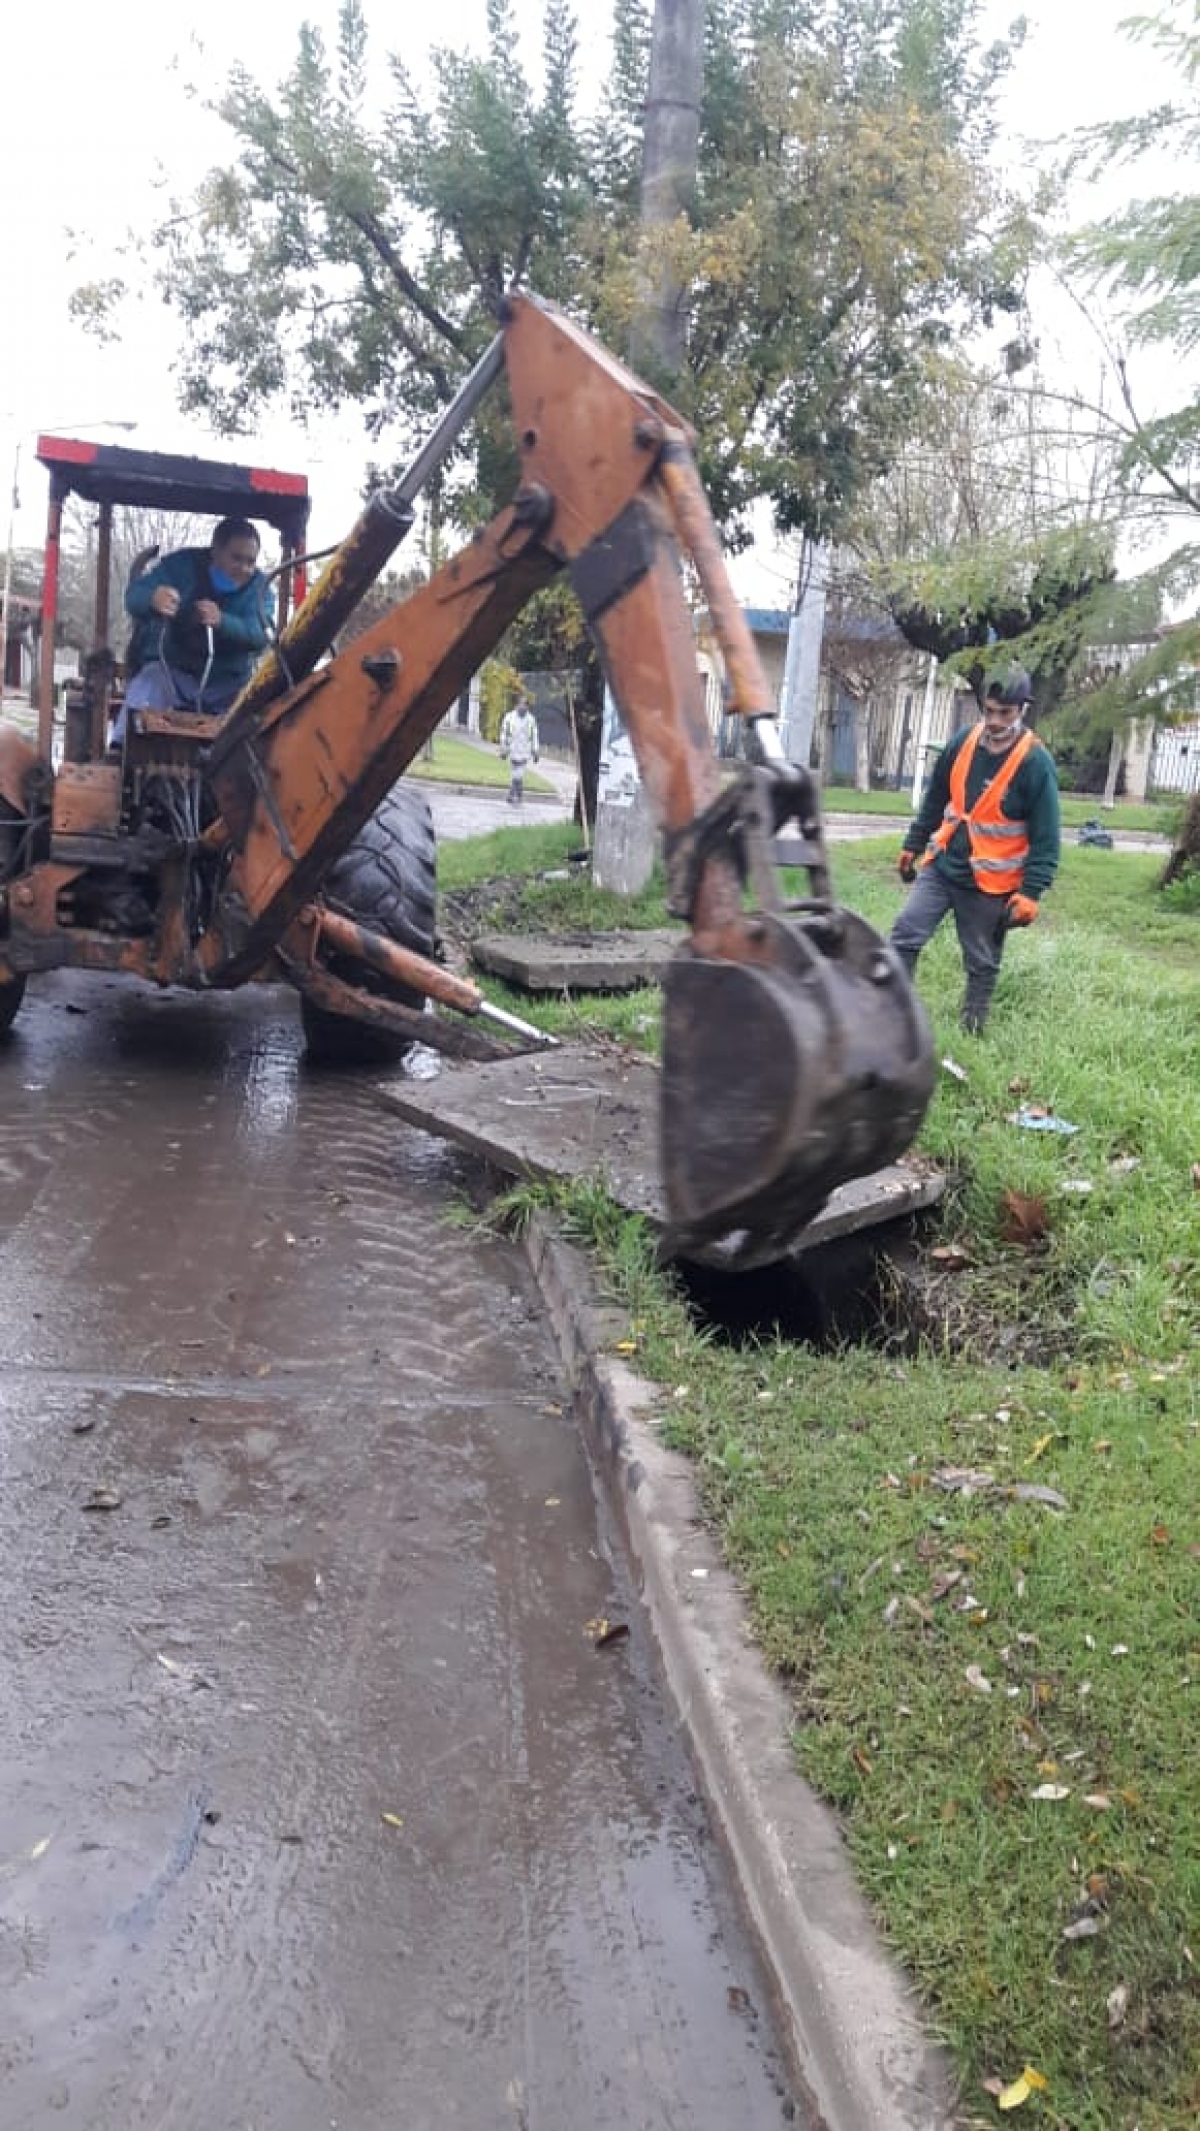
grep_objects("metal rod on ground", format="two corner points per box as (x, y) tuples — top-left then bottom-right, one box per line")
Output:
(309, 905), (558, 1047)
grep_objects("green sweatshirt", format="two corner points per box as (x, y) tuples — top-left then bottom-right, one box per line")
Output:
(904, 724), (1061, 899)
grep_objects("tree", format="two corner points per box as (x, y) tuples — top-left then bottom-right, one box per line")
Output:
(77, 0), (1030, 548)
(1054, 0), (1200, 813)
(1066, 0), (1200, 523)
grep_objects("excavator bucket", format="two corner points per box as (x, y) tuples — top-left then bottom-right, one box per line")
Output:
(660, 908), (936, 1268)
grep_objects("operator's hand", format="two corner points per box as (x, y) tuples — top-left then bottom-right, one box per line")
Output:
(193, 599), (222, 628)
(897, 848), (918, 884)
(150, 586), (181, 619)
(1005, 892), (1039, 928)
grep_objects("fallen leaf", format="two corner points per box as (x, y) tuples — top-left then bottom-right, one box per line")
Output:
(1030, 1783), (1071, 1801)
(1006, 1483), (1070, 1511)
(1026, 1433), (1054, 1463)
(590, 1619), (630, 1649)
(930, 1245), (972, 1270)
(1150, 1524), (1171, 1547)
(852, 1745), (874, 1776)
(997, 2064), (1050, 2110)
(1007, 1077), (1030, 1096)
(1062, 1915), (1102, 1941)
(964, 1664), (992, 1694)
(1106, 1983), (1129, 2030)
(1059, 1179), (1094, 1196)
(932, 1466), (995, 1495)
(71, 1416), (97, 1435)
(380, 1811), (404, 1830)
(82, 1488), (123, 1513)
(1192, 1163), (1200, 1191)
(614, 1339), (638, 1355)
(930, 1570), (963, 1601)
(1001, 1189), (1050, 1247)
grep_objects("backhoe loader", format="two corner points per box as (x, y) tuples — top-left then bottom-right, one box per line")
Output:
(0, 295), (935, 1262)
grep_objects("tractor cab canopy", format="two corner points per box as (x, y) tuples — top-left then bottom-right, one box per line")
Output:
(34, 437), (311, 757)
(35, 436), (310, 545)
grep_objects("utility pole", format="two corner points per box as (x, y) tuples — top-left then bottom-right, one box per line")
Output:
(778, 538), (829, 770)
(593, 0), (705, 894)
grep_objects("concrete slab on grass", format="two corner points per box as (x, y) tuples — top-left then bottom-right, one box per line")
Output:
(378, 1046), (943, 1258)
(471, 929), (682, 991)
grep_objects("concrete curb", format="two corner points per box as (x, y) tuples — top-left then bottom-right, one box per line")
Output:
(523, 1212), (958, 2131)
(416, 777), (564, 806)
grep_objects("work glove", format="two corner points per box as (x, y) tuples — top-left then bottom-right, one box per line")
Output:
(897, 849), (918, 884)
(1005, 893), (1039, 929)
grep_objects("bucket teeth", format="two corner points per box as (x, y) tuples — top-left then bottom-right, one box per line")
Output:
(660, 912), (935, 1266)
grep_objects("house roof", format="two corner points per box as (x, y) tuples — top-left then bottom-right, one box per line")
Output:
(742, 607), (791, 636)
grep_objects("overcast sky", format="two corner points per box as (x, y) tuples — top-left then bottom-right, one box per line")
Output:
(2, 0), (1183, 571)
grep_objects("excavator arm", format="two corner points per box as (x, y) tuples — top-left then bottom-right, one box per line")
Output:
(202, 295), (935, 1261)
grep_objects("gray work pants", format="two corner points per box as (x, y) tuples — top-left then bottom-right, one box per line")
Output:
(890, 865), (1010, 1032)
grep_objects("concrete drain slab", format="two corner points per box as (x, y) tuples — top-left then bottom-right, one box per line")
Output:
(470, 930), (682, 991)
(378, 1046), (943, 1261)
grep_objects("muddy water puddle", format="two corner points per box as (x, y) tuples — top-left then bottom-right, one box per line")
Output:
(0, 976), (801, 2130)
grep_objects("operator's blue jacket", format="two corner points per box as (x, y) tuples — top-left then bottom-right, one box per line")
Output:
(125, 548), (275, 696)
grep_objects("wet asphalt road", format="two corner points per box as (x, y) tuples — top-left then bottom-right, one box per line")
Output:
(0, 974), (800, 2131)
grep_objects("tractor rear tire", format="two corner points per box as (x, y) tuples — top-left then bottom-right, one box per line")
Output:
(301, 782), (438, 1067)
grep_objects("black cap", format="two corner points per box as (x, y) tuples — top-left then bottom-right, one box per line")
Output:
(984, 666), (1033, 708)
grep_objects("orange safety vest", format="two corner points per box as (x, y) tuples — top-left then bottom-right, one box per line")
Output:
(923, 724), (1040, 896)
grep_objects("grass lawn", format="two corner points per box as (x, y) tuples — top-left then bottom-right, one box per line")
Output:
(441, 821), (1200, 2129)
(405, 730), (556, 795)
(821, 783), (1175, 835)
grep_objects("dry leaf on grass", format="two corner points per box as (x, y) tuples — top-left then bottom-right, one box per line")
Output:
(1001, 1189), (1050, 1247)
(997, 2065), (1049, 2110)
(932, 1466), (996, 1495)
(930, 1570), (964, 1601)
(1003, 1482), (1070, 1511)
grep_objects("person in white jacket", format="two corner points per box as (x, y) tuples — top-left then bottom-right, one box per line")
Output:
(498, 697), (540, 805)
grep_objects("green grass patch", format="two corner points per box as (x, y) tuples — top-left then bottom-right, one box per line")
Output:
(405, 730), (555, 794)
(823, 783), (1175, 834)
(445, 824), (1200, 2126)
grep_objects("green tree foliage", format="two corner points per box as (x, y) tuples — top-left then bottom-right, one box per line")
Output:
(1066, 0), (1200, 518)
(77, 0), (1030, 551)
(883, 522), (1118, 720)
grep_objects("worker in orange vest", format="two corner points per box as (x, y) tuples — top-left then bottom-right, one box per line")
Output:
(891, 668), (1061, 1034)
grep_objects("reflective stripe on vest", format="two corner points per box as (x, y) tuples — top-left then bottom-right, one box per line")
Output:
(923, 724), (1039, 895)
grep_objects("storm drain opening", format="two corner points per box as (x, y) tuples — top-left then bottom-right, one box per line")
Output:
(674, 1222), (931, 1353)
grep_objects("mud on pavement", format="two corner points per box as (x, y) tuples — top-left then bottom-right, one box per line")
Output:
(0, 974), (802, 2131)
